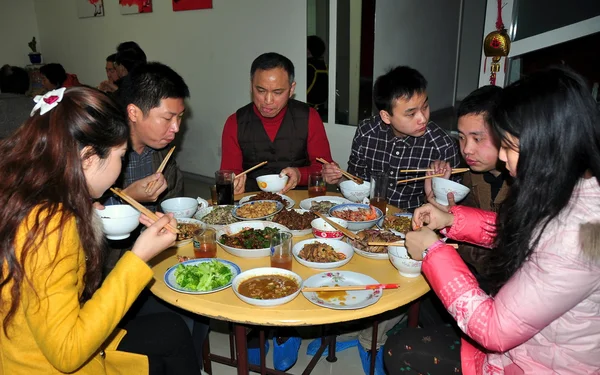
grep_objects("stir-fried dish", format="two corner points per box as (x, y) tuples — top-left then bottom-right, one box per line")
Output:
(309, 200), (337, 214)
(250, 192), (287, 205)
(238, 275), (299, 299)
(174, 260), (233, 291)
(332, 206), (379, 222)
(272, 209), (316, 230)
(177, 222), (202, 241)
(199, 205), (239, 225)
(383, 215), (412, 234)
(236, 201), (278, 218)
(351, 229), (401, 253)
(298, 242), (346, 263)
(220, 227), (280, 249)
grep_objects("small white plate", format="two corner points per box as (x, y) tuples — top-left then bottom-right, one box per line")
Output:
(299, 196), (351, 211)
(302, 271), (382, 309)
(231, 200), (284, 221)
(164, 258), (240, 294)
(292, 238), (353, 269)
(239, 194), (295, 209)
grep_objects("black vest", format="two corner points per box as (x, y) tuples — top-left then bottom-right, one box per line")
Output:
(237, 100), (310, 192)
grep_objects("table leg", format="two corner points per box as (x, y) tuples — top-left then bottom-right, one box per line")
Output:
(229, 322), (236, 360)
(326, 335), (337, 363)
(259, 329), (267, 375)
(408, 300), (420, 328)
(202, 333), (212, 375)
(370, 320), (378, 375)
(234, 324), (249, 375)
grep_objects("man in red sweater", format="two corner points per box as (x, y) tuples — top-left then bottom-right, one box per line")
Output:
(220, 52), (333, 194)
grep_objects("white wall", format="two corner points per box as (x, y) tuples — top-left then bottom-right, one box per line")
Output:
(372, 0), (461, 111)
(31, 0), (308, 177)
(0, 0), (40, 66)
(456, 0), (486, 100)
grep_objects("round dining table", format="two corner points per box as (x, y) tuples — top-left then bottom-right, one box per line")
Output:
(149, 190), (430, 375)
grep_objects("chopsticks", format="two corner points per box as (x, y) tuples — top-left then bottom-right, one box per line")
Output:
(314, 212), (359, 240)
(399, 168), (470, 173)
(316, 158), (364, 184)
(367, 241), (458, 249)
(303, 284), (399, 292)
(234, 161), (268, 179)
(396, 169), (467, 184)
(110, 188), (179, 234)
(145, 146), (176, 193)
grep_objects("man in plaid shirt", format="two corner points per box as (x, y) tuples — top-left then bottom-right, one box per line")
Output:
(323, 66), (460, 211)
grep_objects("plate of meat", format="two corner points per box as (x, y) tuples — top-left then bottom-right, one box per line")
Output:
(271, 209), (316, 236)
(348, 229), (403, 260)
(292, 238), (353, 269)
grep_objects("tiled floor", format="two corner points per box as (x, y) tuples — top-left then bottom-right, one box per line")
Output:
(183, 176), (369, 374)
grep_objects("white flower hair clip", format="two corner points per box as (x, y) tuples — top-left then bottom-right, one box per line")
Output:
(30, 87), (66, 117)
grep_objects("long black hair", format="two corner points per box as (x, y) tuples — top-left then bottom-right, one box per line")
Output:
(485, 67), (600, 295)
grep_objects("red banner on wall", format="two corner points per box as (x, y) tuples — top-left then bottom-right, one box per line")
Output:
(172, 0), (212, 11)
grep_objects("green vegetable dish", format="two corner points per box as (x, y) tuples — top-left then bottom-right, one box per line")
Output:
(174, 260), (233, 292)
(220, 227), (280, 249)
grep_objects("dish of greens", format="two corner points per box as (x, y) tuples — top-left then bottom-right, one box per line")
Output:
(164, 258), (241, 294)
(219, 227), (280, 249)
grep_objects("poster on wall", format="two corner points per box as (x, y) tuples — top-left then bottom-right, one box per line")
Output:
(172, 0), (212, 12)
(77, 0), (104, 18)
(119, 0), (153, 15)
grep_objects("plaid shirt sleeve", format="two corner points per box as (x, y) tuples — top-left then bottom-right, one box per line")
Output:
(347, 121), (370, 180)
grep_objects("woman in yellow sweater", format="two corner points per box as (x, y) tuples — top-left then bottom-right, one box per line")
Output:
(0, 87), (200, 374)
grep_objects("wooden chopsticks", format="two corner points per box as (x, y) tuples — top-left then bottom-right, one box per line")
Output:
(303, 284), (399, 292)
(110, 188), (179, 234)
(145, 146), (176, 193)
(367, 241), (458, 249)
(316, 158), (364, 184)
(396, 169), (467, 184)
(314, 212), (359, 240)
(399, 168), (470, 173)
(234, 161), (268, 179)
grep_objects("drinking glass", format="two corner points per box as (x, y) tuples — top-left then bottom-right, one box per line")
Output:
(215, 170), (235, 205)
(209, 185), (218, 205)
(308, 171), (326, 197)
(369, 172), (389, 214)
(270, 231), (293, 270)
(193, 228), (217, 258)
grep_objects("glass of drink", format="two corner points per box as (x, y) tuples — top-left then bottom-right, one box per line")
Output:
(270, 231), (293, 270)
(193, 228), (217, 258)
(215, 170), (235, 205)
(369, 172), (389, 214)
(209, 185), (218, 205)
(308, 171), (326, 198)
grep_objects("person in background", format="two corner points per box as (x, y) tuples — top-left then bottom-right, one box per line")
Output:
(386, 67), (600, 375)
(98, 53), (119, 93)
(40, 63), (80, 91)
(220, 52), (333, 194)
(307, 35), (328, 120)
(0, 65), (33, 138)
(0, 86), (200, 374)
(114, 41), (147, 80)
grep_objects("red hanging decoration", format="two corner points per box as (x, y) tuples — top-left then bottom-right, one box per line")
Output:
(483, 0), (511, 86)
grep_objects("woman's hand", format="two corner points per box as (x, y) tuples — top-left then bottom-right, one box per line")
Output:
(405, 227), (440, 260)
(412, 203), (454, 230)
(132, 213), (177, 262)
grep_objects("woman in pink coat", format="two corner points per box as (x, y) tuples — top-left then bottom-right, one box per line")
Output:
(384, 67), (600, 374)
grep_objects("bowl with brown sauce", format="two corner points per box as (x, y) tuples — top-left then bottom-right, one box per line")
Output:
(292, 238), (354, 269)
(232, 267), (303, 307)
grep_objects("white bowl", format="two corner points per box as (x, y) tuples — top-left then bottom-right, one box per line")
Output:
(329, 203), (383, 231)
(216, 221), (291, 258)
(256, 174), (289, 193)
(339, 180), (371, 203)
(96, 205), (140, 240)
(388, 246), (422, 278)
(232, 267), (302, 307)
(311, 217), (349, 240)
(160, 197), (198, 218)
(293, 238), (353, 269)
(431, 177), (471, 206)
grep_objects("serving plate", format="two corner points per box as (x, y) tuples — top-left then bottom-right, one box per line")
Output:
(164, 258), (240, 295)
(378, 213), (413, 238)
(231, 200), (284, 221)
(271, 209), (315, 237)
(292, 238), (353, 269)
(216, 221), (290, 258)
(299, 196), (351, 211)
(239, 194), (295, 209)
(302, 271), (382, 310)
(193, 205), (239, 230)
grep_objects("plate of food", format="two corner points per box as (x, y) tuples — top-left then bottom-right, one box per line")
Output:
(216, 221), (290, 258)
(174, 218), (206, 247)
(232, 267), (303, 307)
(271, 209), (316, 237)
(380, 213), (413, 238)
(299, 196), (351, 214)
(292, 238), (353, 269)
(231, 200), (284, 221)
(239, 192), (295, 209)
(348, 229), (403, 260)
(302, 271), (382, 310)
(194, 205), (239, 230)
(164, 258), (240, 294)
(329, 203), (383, 231)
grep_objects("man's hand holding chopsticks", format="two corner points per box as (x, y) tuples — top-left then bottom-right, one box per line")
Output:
(124, 173), (167, 202)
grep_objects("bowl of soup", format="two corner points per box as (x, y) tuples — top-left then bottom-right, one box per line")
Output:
(232, 267), (302, 307)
